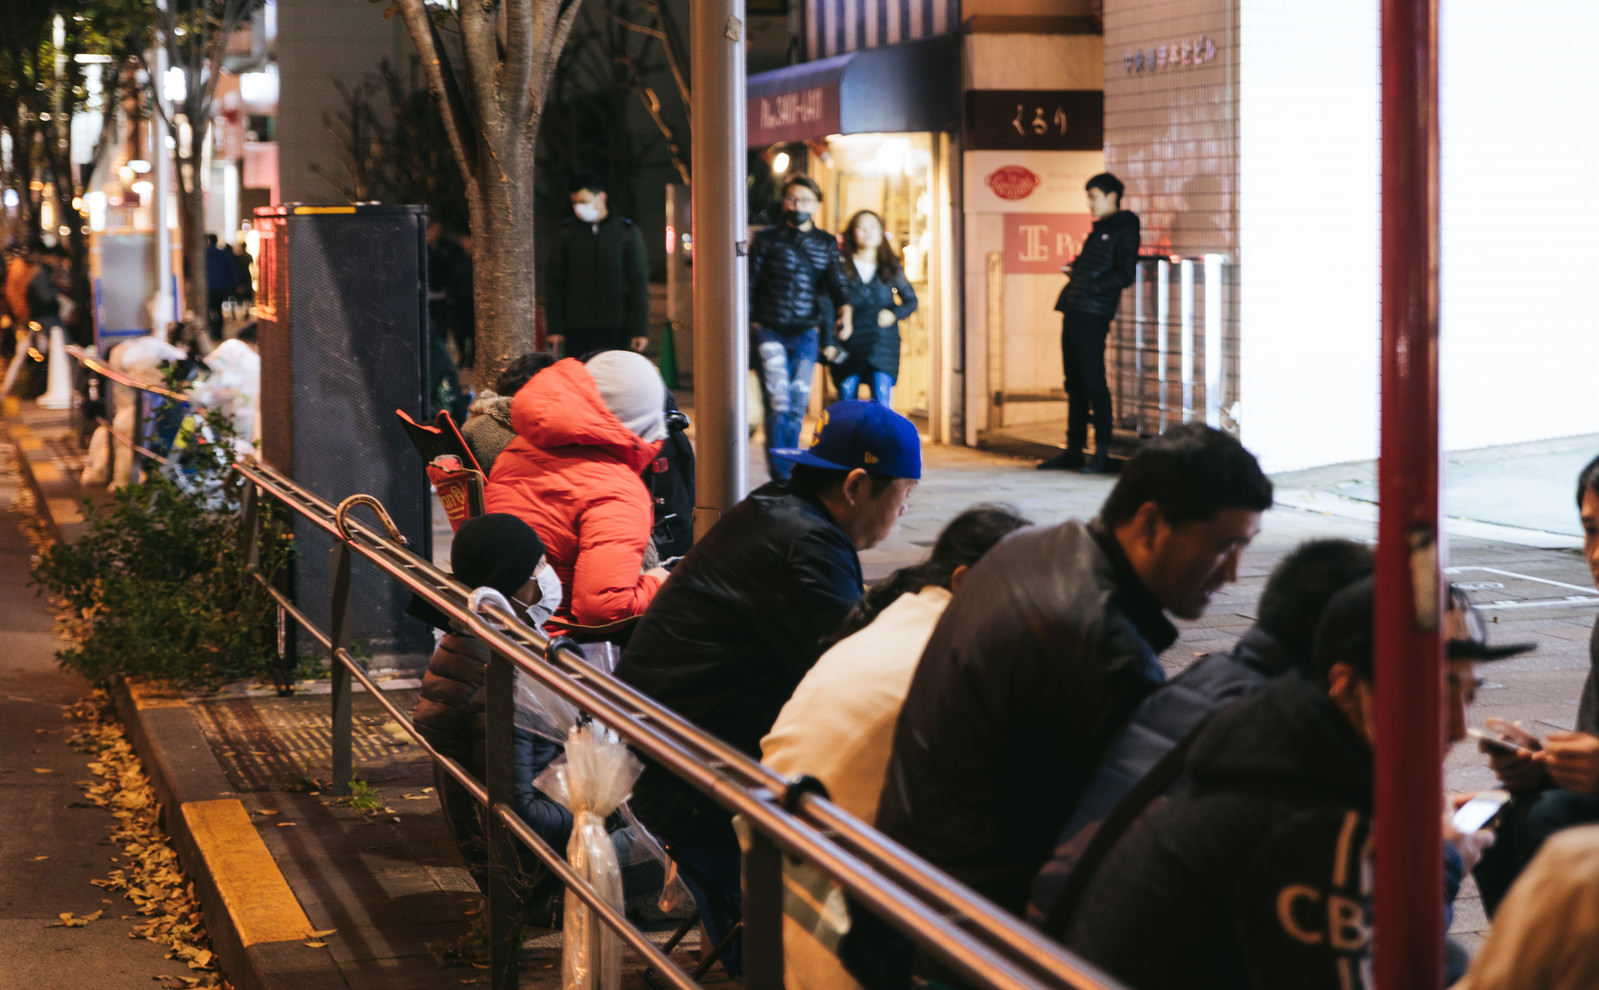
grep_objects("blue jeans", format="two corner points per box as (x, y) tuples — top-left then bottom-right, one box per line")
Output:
(754, 325), (819, 481)
(838, 370), (895, 407)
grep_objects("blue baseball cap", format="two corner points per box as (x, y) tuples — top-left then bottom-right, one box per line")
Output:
(773, 400), (922, 480)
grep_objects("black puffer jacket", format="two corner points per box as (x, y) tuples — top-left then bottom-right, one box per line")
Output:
(1029, 625), (1294, 926)
(1056, 209), (1141, 318)
(827, 262), (918, 382)
(748, 223), (851, 331)
(875, 519), (1173, 913)
(617, 482), (864, 849)
(1065, 675), (1374, 990)
(411, 632), (573, 848)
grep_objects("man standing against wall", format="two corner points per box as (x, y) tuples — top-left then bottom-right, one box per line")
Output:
(544, 170), (649, 359)
(1039, 172), (1141, 474)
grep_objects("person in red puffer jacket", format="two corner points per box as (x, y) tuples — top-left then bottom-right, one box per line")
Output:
(485, 350), (669, 631)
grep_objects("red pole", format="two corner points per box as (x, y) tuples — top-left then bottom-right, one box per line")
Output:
(1377, 0), (1442, 986)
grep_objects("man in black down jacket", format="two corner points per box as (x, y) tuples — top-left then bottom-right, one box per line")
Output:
(873, 424), (1272, 919)
(748, 173), (852, 482)
(617, 400), (920, 977)
(1064, 577), (1531, 990)
(1040, 172), (1141, 474)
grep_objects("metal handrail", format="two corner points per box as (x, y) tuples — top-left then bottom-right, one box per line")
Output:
(66, 344), (191, 403)
(63, 356), (1124, 989)
(232, 458), (1125, 990)
(233, 463), (1125, 990)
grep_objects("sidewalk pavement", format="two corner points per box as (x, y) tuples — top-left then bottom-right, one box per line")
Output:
(7, 391), (1599, 985)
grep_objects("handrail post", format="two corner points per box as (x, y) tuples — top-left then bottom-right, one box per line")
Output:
(129, 390), (146, 485)
(329, 541), (354, 794)
(239, 478), (261, 568)
(737, 799), (785, 990)
(483, 646), (524, 990)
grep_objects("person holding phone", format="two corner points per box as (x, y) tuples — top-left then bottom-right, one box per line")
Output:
(1472, 453), (1599, 915)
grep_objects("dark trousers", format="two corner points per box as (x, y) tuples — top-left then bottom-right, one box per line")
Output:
(207, 291), (229, 334)
(561, 326), (630, 360)
(1472, 787), (1599, 915)
(1060, 308), (1114, 455)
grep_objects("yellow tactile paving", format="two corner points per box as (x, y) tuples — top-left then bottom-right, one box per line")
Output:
(181, 798), (315, 946)
(124, 678), (189, 710)
(46, 497), (81, 524)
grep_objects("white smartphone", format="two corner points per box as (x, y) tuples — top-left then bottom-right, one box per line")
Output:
(1452, 789), (1511, 833)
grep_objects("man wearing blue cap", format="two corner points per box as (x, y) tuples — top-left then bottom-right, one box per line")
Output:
(616, 399), (921, 977)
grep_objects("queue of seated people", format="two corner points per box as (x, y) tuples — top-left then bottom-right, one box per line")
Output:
(411, 342), (1599, 990)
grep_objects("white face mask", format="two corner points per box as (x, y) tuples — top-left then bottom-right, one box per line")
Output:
(519, 561), (563, 629)
(573, 202), (602, 223)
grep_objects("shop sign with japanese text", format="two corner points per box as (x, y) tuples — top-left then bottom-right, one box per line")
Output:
(965, 90), (1103, 152)
(1003, 213), (1095, 274)
(748, 85), (842, 146)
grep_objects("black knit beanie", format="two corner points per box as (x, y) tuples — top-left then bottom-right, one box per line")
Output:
(451, 513), (547, 596)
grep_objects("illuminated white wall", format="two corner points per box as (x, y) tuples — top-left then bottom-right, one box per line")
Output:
(1439, 1), (1599, 453)
(1237, 2), (1381, 473)
(1236, 0), (1599, 472)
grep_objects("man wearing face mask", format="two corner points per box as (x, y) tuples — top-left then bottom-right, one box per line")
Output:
(748, 173), (853, 482)
(544, 170), (650, 359)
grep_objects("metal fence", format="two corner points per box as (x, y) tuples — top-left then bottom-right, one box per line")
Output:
(1111, 253), (1234, 438)
(69, 348), (1129, 990)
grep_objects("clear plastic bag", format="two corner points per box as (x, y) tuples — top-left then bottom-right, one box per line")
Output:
(544, 723), (641, 990)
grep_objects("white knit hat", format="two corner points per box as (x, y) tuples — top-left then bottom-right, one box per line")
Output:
(585, 350), (668, 443)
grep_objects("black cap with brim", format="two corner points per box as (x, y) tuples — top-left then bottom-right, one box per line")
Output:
(1444, 583), (1536, 661)
(1313, 577), (1537, 680)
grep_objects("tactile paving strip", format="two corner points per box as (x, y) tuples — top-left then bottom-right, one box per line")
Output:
(191, 688), (427, 792)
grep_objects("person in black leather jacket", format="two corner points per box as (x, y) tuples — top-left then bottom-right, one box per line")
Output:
(1040, 172), (1141, 474)
(1027, 538), (1375, 927)
(748, 174), (852, 482)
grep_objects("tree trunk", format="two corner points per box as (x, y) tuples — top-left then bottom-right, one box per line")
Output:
(175, 121), (209, 333)
(468, 131), (540, 386)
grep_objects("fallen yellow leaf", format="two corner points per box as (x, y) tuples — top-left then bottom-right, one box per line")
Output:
(33, 768), (53, 774)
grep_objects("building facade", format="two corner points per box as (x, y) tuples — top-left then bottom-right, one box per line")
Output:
(749, 0), (1105, 445)
(1103, 0), (1599, 472)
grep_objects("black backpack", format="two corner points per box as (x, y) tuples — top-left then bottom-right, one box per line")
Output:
(647, 393), (695, 558)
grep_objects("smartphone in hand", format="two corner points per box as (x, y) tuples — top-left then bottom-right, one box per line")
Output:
(1484, 717), (1544, 752)
(1468, 728), (1532, 757)
(1452, 789), (1511, 834)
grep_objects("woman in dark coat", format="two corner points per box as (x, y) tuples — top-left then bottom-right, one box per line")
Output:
(827, 210), (917, 406)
